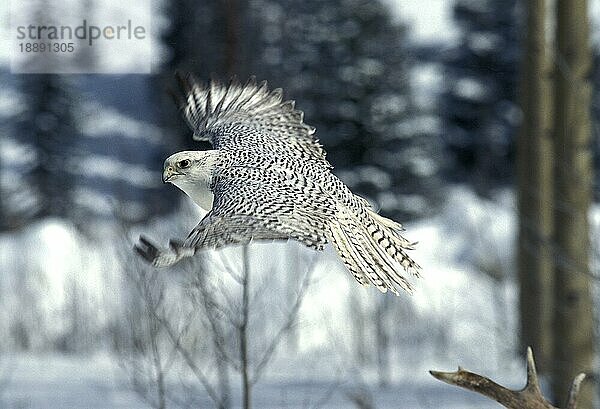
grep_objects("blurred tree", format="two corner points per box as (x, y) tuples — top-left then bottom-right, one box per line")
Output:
(160, 0), (256, 152)
(249, 0), (442, 374)
(551, 0), (595, 406)
(15, 74), (77, 219)
(0, 73), (39, 231)
(183, 248), (315, 409)
(55, 277), (95, 353)
(441, 0), (521, 195)
(159, 0), (441, 221)
(162, 0), (251, 77)
(6, 0), (174, 228)
(516, 0), (554, 373)
(254, 0), (442, 221)
(7, 0), (79, 222)
(593, 53), (600, 201)
(119, 264), (177, 409)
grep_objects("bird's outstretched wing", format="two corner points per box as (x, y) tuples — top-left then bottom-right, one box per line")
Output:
(173, 73), (330, 165)
(135, 167), (334, 267)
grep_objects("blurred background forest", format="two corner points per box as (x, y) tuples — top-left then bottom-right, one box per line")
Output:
(1, 0), (600, 408)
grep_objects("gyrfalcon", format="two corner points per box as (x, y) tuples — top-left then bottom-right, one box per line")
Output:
(135, 74), (420, 295)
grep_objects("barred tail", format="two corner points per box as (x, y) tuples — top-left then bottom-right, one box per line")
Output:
(328, 205), (420, 295)
(365, 209), (421, 277)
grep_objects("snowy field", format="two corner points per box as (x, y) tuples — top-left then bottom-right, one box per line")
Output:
(0, 354), (505, 409)
(0, 187), (536, 408)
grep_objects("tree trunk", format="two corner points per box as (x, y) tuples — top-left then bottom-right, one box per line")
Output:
(517, 0), (554, 373)
(552, 0), (595, 407)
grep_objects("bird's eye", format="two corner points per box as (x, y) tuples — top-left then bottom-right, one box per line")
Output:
(177, 159), (191, 169)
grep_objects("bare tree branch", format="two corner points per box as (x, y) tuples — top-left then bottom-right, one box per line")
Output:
(239, 245), (252, 409)
(218, 252), (245, 285)
(191, 273), (241, 371)
(155, 308), (225, 408)
(251, 254), (316, 384)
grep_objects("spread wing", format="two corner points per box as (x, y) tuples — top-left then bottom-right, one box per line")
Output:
(173, 73), (330, 166)
(135, 167), (335, 267)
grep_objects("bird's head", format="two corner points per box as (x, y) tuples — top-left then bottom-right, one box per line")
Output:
(162, 150), (218, 190)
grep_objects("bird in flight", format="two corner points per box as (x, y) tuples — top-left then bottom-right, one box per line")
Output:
(135, 74), (420, 295)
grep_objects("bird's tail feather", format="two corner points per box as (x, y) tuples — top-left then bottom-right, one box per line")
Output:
(329, 205), (420, 295)
(329, 221), (372, 288)
(330, 214), (398, 293)
(365, 209), (421, 277)
(354, 195), (418, 254)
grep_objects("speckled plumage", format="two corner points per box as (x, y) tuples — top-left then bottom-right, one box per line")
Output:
(135, 74), (421, 295)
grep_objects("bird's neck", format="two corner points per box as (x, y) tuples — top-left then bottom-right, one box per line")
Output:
(174, 179), (214, 212)
(186, 183), (215, 211)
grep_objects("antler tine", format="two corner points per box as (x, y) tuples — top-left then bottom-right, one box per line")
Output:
(430, 347), (587, 409)
(565, 373), (586, 409)
(525, 346), (543, 394)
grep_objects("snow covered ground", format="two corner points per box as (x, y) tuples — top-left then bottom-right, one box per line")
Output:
(0, 353), (505, 409)
(0, 187), (533, 408)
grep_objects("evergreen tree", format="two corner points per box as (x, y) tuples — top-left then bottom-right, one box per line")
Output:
(441, 0), (522, 195)
(254, 0), (442, 220)
(15, 74), (77, 219)
(160, 0), (251, 152)
(158, 0), (441, 220)
(69, 74), (179, 227)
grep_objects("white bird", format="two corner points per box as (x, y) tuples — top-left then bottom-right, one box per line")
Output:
(135, 74), (421, 295)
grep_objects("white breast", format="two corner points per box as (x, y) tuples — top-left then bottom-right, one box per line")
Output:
(172, 180), (214, 212)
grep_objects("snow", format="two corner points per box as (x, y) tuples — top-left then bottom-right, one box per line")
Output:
(454, 78), (488, 102)
(79, 102), (164, 144)
(0, 138), (36, 166)
(0, 186), (528, 407)
(386, 0), (458, 45)
(69, 155), (158, 189)
(388, 0), (600, 47)
(2, 354), (147, 409)
(0, 354), (503, 409)
(0, 87), (24, 118)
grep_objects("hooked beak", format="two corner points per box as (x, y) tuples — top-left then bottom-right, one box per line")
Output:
(162, 166), (180, 183)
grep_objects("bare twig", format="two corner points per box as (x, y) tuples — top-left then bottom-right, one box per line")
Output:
(430, 347), (586, 409)
(192, 281), (242, 371)
(251, 254), (317, 384)
(345, 386), (375, 409)
(154, 308), (225, 408)
(239, 246), (251, 409)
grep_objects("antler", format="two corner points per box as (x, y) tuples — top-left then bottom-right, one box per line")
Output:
(430, 347), (586, 409)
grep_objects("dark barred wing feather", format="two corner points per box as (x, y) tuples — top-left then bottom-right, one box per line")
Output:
(174, 73), (329, 165)
(184, 166), (334, 251)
